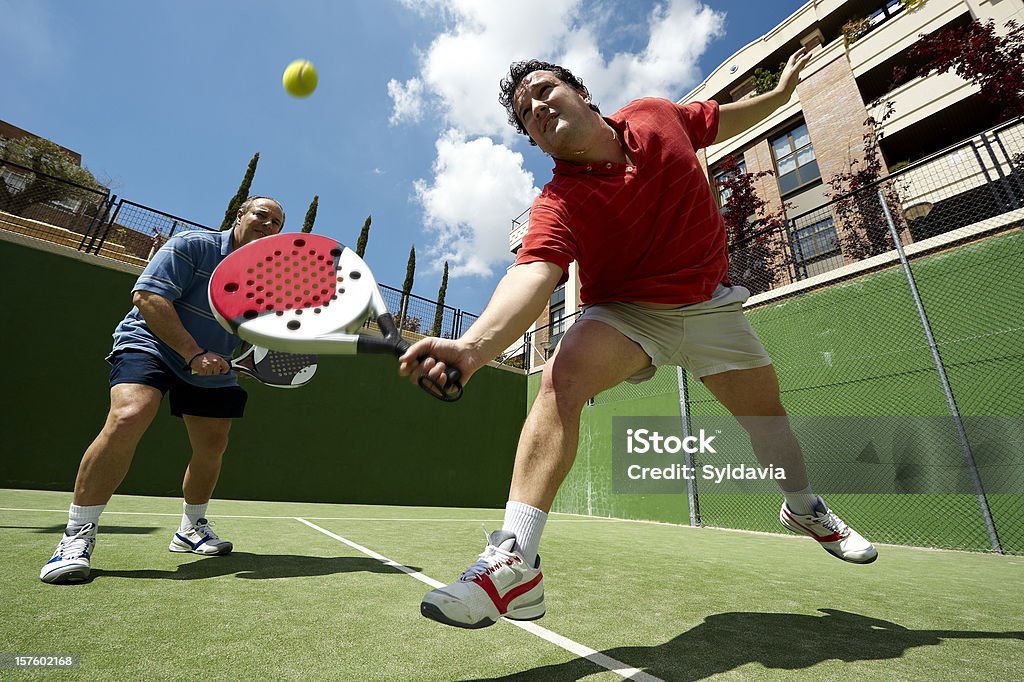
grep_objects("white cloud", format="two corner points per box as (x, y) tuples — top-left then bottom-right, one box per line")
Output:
(387, 77), (425, 125)
(414, 129), (539, 277)
(397, 0), (726, 278)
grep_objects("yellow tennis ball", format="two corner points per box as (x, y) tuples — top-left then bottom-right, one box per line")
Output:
(282, 60), (318, 98)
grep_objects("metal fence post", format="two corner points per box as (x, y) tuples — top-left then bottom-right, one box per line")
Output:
(980, 133), (1021, 210)
(676, 367), (700, 526)
(787, 218), (807, 281)
(878, 189), (1002, 553)
(83, 195), (120, 254)
(77, 194), (115, 252)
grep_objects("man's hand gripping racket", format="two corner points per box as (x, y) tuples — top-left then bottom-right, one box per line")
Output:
(207, 233), (462, 401)
(189, 344), (317, 388)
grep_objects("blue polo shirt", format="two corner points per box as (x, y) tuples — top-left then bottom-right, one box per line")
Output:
(110, 228), (240, 388)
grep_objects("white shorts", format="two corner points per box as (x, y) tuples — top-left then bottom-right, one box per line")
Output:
(578, 285), (773, 383)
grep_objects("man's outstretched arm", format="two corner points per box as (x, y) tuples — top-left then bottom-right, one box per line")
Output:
(715, 47), (812, 144)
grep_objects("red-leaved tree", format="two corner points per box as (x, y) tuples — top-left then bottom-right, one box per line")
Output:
(825, 102), (901, 260)
(717, 155), (790, 294)
(896, 19), (1024, 121)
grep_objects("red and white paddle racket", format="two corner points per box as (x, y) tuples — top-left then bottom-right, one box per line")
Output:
(208, 233), (462, 401)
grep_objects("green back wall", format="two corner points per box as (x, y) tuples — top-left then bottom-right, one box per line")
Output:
(545, 230), (1023, 553)
(0, 239), (526, 508)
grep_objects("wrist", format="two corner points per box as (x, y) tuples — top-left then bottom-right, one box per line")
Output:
(185, 349), (208, 370)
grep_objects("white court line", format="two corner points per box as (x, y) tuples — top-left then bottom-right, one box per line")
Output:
(0, 507), (625, 523)
(294, 517), (662, 682)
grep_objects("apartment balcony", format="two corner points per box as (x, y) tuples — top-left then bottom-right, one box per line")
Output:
(847, 0), (969, 76)
(509, 206), (530, 253)
(868, 70), (978, 139)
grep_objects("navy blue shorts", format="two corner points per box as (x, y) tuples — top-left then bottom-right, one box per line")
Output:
(108, 350), (248, 419)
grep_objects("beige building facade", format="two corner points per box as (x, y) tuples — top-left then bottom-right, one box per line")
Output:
(509, 0), (1024, 367)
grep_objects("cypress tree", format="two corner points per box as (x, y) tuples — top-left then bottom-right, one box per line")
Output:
(431, 261), (449, 337)
(399, 245), (416, 329)
(301, 195), (319, 233)
(220, 152), (259, 231)
(356, 215), (371, 257)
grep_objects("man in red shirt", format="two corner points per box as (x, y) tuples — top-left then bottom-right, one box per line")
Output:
(401, 48), (876, 630)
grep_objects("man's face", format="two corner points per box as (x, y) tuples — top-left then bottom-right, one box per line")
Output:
(233, 198), (284, 248)
(513, 70), (597, 158)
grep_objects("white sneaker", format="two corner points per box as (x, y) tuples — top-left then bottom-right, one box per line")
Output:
(780, 498), (877, 564)
(421, 529), (545, 629)
(169, 518), (233, 555)
(40, 523), (96, 583)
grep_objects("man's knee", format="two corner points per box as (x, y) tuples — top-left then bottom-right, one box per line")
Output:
(739, 413), (793, 439)
(105, 401), (157, 435)
(537, 358), (595, 412)
(186, 418), (233, 458)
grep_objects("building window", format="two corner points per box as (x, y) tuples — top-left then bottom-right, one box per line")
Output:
(712, 159), (746, 208)
(1, 168), (27, 193)
(547, 284), (566, 353)
(867, 0), (905, 30)
(771, 123), (820, 194)
(793, 217), (839, 261)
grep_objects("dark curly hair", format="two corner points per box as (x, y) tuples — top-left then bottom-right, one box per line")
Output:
(498, 60), (601, 145)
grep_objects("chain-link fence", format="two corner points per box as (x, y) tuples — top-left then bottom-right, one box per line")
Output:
(377, 283), (477, 338)
(1, 155), (481, 331)
(0, 157), (113, 253)
(689, 116), (1024, 554)
(86, 199), (218, 263)
(538, 116), (1024, 554)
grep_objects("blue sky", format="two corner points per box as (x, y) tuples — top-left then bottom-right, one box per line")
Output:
(1, 0), (805, 316)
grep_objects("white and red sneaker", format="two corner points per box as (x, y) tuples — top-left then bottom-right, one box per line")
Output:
(780, 498), (877, 564)
(421, 530), (545, 629)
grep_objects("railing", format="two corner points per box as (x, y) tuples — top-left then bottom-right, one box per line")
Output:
(0, 156), (481, 328)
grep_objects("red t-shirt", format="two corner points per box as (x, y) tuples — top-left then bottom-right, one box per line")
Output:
(514, 98), (728, 306)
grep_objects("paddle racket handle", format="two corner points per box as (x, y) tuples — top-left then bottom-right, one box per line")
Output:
(395, 338), (463, 402)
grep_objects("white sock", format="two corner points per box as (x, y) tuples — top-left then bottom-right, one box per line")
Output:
(181, 502), (209, 530)
(783, 485), (819, 515)
(68, 504), (104, 532)
(502, 501), (547, 567)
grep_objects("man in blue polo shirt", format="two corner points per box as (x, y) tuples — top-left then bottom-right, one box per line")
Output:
(40, 196), (285, 584)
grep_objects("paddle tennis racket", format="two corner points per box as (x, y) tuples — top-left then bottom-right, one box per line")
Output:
(207, 233), (462, 401)
(229, 342), (318, 388)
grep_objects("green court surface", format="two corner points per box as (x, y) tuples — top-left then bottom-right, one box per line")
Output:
(3, 488), (1023, 681)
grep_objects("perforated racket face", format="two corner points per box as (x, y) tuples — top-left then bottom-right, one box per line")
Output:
(229, 344), (317, 387)
(209, 233), (377, 346)
(251, 347), (318, 387)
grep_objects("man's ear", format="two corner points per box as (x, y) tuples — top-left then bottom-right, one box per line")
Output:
(578, 86), (591, 103)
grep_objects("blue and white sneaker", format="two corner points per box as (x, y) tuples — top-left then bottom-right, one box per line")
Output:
(421, 529), (545, 629)
(40, 523), (96, 584)
(169, 518), (232, 555)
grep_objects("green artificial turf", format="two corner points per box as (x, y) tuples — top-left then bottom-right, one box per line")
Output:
(3, 488), (1023, 681)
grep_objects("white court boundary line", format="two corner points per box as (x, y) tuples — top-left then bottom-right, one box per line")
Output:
(0, 507), (623, 523)
(293, 517), (662, 682)
(3, 505), (962, 556)
(6, 504), (661, 679)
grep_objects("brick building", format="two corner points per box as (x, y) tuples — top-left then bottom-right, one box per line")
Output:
(508, 0), (1024, 362)
(0, 119), (82, 165)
